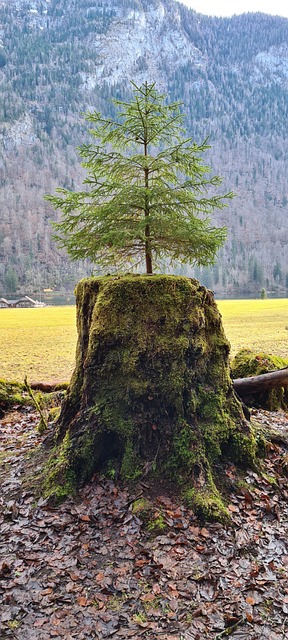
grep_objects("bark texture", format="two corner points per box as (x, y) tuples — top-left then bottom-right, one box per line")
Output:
(46, 275), (257, 520)
(233, 368), (288, 394)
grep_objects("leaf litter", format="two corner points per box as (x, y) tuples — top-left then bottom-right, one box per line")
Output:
(0, 406), (288, 639)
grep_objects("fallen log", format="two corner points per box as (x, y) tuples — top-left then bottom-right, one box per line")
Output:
(30, 382), (68, 392)
(233, 367), (288, 395)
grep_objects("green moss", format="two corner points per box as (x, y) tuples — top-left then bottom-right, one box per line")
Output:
(43, 433), (76, 502)
(132, 499), (166, 533)
(41, 390), (67, 407)
(231, 349), (288, 378)
(147, 510), (167, 533)
(0, 379), (25, 411)
(7, 620), (21, 631)
(132, 498), (153, 516)
(169, 435), (230, 522)
(231, 349), (288, 410)
(72, 426), (103, 484)
(167, 422), (197, 477)
(107, 594), (129, 612)
(48, 407), (61, 423)
(185, 488), (229, 523)
(120, 440), (142, 480)
(133, 612), (148, 625)
(196, 391), (228, 461)
(95, 404), (133, 438)
(225, 431), (257, 466)
(261, 472), (278, 487)
(255, 431), (267, 457)
(184, 464), (230, 524)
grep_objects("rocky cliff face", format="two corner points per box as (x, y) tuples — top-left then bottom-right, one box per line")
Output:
(0, 0), (287, 294)
(81, 1), (205, 89)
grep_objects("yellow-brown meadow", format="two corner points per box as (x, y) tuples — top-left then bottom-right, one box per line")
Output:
(0, 298), (287, 383)
(0, 306), (77, 383)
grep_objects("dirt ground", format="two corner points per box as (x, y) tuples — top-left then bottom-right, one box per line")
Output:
(0, 406), (288, 639)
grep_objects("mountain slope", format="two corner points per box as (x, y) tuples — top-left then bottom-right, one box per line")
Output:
(0, 0), (287, 294)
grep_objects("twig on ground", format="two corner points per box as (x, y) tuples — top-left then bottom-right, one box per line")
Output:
(215, 616), (246, 638)
(24, 375), (48, 433)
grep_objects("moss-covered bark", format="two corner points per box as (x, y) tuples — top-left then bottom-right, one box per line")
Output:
(46, 275), (257, 520)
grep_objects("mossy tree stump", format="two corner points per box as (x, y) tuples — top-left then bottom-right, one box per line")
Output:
(47, 275), (257, 520)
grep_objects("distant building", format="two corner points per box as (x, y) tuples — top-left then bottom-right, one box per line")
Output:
(0, 296), (46, 308)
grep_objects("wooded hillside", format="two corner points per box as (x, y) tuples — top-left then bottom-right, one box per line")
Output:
(0, 0), (287, 294)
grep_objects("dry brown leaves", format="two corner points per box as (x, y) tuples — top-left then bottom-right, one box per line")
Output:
(0, 407), (288, 639)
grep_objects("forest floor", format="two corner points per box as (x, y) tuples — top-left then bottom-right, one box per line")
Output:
(0, 406), (288, 640)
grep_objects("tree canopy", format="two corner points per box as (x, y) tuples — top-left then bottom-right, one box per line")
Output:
(46, 82), (234, 274)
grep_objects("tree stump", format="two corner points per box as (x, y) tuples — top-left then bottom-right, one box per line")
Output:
(45, 275), (257, 520)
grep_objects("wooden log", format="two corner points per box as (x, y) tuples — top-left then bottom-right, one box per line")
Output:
(30, 382), (68, 392)
(233, 367), (288, 395)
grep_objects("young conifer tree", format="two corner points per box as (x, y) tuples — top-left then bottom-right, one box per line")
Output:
(46, 82), (234, 274)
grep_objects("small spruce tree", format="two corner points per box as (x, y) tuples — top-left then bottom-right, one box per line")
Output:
(260, 287), (267, 299)
(46, 82), (234, 274)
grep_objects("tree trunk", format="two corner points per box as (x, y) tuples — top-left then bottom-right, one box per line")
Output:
(45, 275), (257, 521)
(145, 234), (153, 275)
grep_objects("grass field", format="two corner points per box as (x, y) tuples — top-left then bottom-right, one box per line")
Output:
(0, 306), (77, 383)
(0, 298), (287, 383)
(218, 298), (288, 361)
